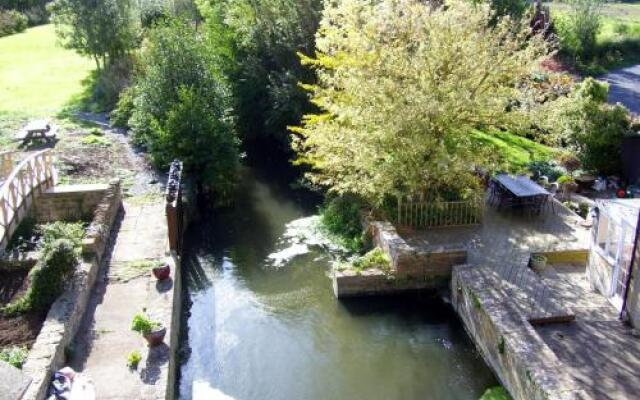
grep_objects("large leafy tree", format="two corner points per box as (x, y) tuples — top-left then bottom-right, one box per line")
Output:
(129, 19), (239, 193)
(292, 0), (547, 205)
(49, 0), (138, 70)
(198, 0), (322, 153)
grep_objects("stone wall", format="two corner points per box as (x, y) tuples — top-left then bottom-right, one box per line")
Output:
(34, 183), (109, 223)
(21, 256), (100, 400)
(81, 180), (122, 263)
(333, 220), (466, 297)
(20, 182), (122, 400)
(452, 265), (585, 400)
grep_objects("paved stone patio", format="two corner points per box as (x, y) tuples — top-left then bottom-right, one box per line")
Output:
(403, 200), (590, 268)
(536, 264), (640, 400)
(70, 201), (172, 400)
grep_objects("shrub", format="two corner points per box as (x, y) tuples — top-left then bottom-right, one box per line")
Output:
(23, 5), (49, 26)
(110, 86), (136, 128)
(352, 247), (391, 272)
(128, 19), (239, 191)
(39, 221), (85, 251)
(126, 350), (142, 369)
(3, 239), (78, 314)
(543, 78), (632, 176)
(527, 160), (563, 182)
(0, 10), (28, 37)
(557, 153), (581, 176)
(320, 196), (364, 252)
(556, 0), (602, 61)
(0, 346), (28, 369)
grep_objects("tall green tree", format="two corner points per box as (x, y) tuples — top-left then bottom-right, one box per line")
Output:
(292, 0), (547, 205)
(129, 19), (239, 193)
(49, 0), (139, 70)
(198, 0), (322, 153)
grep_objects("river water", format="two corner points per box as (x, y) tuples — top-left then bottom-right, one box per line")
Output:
(179, 169), (497, 400)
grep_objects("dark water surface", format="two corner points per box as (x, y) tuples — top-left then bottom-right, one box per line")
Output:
(179, 169), (496, 400)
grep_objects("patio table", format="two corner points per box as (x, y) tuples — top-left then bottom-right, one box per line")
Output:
(495, 174), (549, 198)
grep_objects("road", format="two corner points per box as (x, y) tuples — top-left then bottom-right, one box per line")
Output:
(601, 64), (640, 115)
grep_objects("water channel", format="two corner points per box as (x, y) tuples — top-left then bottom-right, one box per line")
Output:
(179, 167), (497, 400)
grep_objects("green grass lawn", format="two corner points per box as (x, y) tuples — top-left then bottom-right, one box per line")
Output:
(471, 130), (558, 172)
(548, 1), (640, 73)
(0, 24), (94, 116)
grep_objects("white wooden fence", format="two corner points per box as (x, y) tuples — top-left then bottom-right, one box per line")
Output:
(0, 151), (14, 178)
(396, 195), (484, 229)
(0, 149), (56, 251)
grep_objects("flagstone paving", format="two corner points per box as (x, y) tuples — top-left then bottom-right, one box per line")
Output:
(69, 201), (173, 400)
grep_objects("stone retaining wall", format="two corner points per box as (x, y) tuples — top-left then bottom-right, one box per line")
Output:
(81, 180), (122, 263)
(34, 183), (109, 223)
(452, 265), (585, 400)
(20, 182), (123, 400)
(333, 220), (466, 297)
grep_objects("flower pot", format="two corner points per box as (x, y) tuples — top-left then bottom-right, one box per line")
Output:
(530, 255), (548, 272)
(152, 264), (171, 280)
(143, 326), (166, 347)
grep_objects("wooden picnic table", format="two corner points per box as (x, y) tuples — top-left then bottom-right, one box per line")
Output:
(495, 174), (549, 198)
(15, 119), (57, 145)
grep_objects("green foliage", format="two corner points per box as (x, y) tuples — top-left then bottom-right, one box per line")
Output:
(320, 196), (364, 252)
(126, 349), (142, 368)
(487, 0), (528, 20)
(198, 0), (321, 152)
(293, 0), (547, 205)
(3, 239), (78, 315)
(0, 9), (28, 37)
(527, 160), (563, 182)
(351, 247), (391, 272)
(39, 221), (85, 251)
(49, 0), (139, 70)
(479, 386), (512, 400)
(128, 19), (239, 191)
(556, 0), (603, 61)
(541, 78), (632, 175)
(131, 313), (160, 335)
(110, 85), (136, 127)
(81, 133), (111, 146)
(0, 345), (28, 369)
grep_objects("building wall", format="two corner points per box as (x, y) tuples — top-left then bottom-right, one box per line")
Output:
(624, 233), (640, 328)
(34, 184), (109, 222)
(587, 249), (614, 297)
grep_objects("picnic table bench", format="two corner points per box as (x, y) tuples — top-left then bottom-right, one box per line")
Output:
(15, 119), (57, 145)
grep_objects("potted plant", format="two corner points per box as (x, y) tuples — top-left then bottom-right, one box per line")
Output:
(152, 261), (171, 281)
(131, 313), (165, 347)
(530, 254), (548, 272)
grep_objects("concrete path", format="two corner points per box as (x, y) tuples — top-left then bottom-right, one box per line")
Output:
(70, 201), (173, 400)
(601, 64), (640, 115)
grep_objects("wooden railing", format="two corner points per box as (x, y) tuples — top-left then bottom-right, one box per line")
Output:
(0, 151), (14, 178)
(396, 195), (484, 229)
(0, 149), (56, 251)
(165, 160), (183, 254)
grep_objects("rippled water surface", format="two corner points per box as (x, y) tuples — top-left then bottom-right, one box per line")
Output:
(179, 169), (496, 400)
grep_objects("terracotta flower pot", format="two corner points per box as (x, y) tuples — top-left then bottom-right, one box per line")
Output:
(152, 264), (171, 280)
(143, 326), (166, 347)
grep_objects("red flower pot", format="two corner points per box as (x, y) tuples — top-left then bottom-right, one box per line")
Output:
(152, 264), (171, 280)
(143, 326), (166, 347)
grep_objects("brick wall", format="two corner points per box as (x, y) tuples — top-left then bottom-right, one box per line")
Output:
(34, 184), (109, 223)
